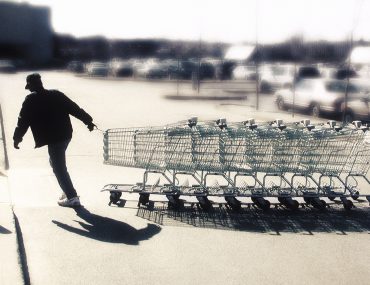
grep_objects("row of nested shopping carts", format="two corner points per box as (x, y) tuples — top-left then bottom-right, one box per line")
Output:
(101, 118), (370, 211)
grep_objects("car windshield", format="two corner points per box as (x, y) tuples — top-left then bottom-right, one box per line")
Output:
(295, 80), (316, 91)
(298, 67), (320, 78)
(325, 81), (361, 93)
(271, 66), (289, 76)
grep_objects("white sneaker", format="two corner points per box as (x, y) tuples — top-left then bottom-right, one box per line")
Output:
(58, 196), (81, 207)
(59, 193), (66, 201)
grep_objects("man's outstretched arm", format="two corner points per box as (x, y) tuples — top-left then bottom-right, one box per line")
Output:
(60, 93), (96, 131)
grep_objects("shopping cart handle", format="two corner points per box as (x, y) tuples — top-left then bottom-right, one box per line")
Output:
(306, 125), (315, 131)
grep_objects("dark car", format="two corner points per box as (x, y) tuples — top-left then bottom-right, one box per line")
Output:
(296, 66), (321, 81)
(199, 62), (216, 80)
(334, 67), (358, 80)
(113, 63), (134, 77)
(163, 60), (196, 80)
(67, 61), (84, 73)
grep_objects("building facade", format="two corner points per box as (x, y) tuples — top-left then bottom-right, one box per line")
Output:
(0, 2), (53, 64)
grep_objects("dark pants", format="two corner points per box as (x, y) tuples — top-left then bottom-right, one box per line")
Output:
(48, 140), (77, 199)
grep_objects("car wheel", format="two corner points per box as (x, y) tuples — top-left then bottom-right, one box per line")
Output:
(343, 111), (354, 125)
(276, 97), (286, 110)
(260, 81), (270, 93)
(311, 103), (320, 118)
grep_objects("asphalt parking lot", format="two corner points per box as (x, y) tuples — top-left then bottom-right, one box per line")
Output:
(1, 71), (370, 285)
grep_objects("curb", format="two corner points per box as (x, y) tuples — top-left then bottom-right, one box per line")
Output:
(0, 103), (9, 171)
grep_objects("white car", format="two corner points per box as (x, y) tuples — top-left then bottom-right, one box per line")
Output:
(343, 95), (370, 123)
(341, 81), (370, 122)
(232, 65), (257, 80)
(274, 79), (367, 117)
(259, 64), (295, 93)
(86, 62), (109, 76)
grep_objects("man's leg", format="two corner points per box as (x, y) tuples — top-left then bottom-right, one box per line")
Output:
(48, 140), (78, 199)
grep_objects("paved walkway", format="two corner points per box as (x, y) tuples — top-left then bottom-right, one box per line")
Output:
(2, 71), (370, 285)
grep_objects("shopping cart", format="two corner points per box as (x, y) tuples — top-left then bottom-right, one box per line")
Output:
(101, 118), (370, 211)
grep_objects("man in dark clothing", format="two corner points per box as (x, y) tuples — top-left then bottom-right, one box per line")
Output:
(13, 73), (96, 207)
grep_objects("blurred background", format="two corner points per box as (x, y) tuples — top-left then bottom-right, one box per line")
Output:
(1, 0), (370, 122)
(0, 1), (369, 71)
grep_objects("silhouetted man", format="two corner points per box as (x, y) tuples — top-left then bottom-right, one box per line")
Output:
(13, 73), (96, 207)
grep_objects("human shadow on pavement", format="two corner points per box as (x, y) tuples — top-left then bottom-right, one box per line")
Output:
(52, 207), (161, 245)
(137, 202), (370, 235)
(0, 225), (12, 234)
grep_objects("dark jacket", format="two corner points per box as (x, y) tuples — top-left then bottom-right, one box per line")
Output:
(13, 89), (93, 148)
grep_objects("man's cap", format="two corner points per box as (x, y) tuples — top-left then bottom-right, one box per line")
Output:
(25, 73), (42, 89)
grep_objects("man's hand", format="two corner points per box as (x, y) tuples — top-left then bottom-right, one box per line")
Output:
(87, 122), (97, 132)
(14, 141), (20, 149)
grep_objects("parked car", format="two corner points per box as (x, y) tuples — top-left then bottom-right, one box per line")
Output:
(199, 62), (216, 80)
(341, 81), (370, 123)
(232, 65), (257, 80)
(259, 64), (295, 93)
(0, 60), (16, 73)
(342, 95), (370, 123)
(110, 60), (134, 77)
(67, 60), (84, 73)
(355, 65), (370, 78)
(133, 58), (162, 78)
(146, 63), (169, 79)
(274, 79), (368, 117)
(86, 62), (109, 76)
(163, 60), (196, 80)
(296, 65), (321, 81)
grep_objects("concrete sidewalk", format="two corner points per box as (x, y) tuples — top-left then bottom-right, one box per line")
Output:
(2, 71), (370, 284)
(0, 176), (24, 285)
(5, 125), (370, 285)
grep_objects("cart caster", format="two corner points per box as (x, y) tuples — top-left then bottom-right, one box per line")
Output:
(287, 199), (299, 210)
(225, 196), (242, 212)
(311, 198), (326, 210)
(252, 197), (270, 211)
(303, 196), (313, 204)
(278, 197), (299, 210)
(109, 191), (122, 205)
(138, 193), (150, 207)
(166, 193), (184, 210)
(342, 199), (354, 210)
(196, 196), (213, 211)
(351, 191), (360, 200)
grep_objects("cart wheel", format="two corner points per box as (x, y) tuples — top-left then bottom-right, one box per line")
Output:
(343, 200), (354, 210)
(288, 200), (299, 211)
(351, 191), (360, 200)
(148, 201), (155, 210)
(109, 191), (122, 204)
(262, 199), (271, 211)
(303, 197), (312, 204)
(255, 198), (270, 211)
(328, 196), (336, 201)
(311, 198), (326, 210)
(277, 197), (285, 204)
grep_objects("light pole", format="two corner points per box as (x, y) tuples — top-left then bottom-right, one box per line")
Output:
(255, 0), (259, 111)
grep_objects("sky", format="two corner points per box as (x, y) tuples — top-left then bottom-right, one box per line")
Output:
(12, 0), (370, 43)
